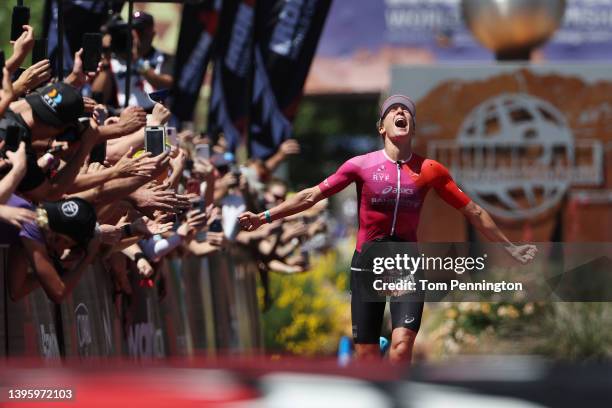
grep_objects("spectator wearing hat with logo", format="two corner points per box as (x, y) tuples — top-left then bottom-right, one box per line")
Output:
(3, 80), (148, 202)
(1, 82), (92, 200)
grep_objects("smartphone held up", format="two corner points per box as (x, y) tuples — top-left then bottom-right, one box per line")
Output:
(11, 1), (30, 42)
(144, 126), (167, 157)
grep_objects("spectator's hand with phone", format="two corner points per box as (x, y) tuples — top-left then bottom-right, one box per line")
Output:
(12, 59), (51, 96)
(65, 48), (100, 88)
(147, 151), (171, 179)
(8, 25), (34, 71)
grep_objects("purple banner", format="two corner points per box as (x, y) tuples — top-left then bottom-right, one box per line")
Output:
(306, 0), (612, 93)
(317, 0), (612, 60)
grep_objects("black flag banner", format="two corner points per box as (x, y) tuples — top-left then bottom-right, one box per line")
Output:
(171, 0), (222, 121)
(249, 0), (332, 159)
(207, 0), (256, 152)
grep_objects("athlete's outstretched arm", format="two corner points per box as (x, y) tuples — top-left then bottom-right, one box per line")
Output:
(239, 157), (359, 231)
(238, 186), (325, 231)
(460, 202), (536, 263)
(432, 161), (537, 264)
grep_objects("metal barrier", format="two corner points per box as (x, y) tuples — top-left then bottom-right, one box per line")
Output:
(231, 247), (263, 353)
(0, 246), (263, 359)
(59, 260), (122, 358)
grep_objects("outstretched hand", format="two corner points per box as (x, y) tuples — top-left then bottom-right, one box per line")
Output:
(10, 25), (35, 68)
(238, 211), (263, 231)
(506, 244), (538, 264)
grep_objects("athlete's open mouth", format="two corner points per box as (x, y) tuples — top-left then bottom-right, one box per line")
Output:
(394, 116), (407, 128)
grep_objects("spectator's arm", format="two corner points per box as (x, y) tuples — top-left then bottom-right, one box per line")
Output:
(140, 210), (210, 260)
(0, 141), (27, 203)
(23, 125), (100, 202)
(274, 238), (300, 259)
(187, 240), (220, 257)
(20, 237), (99, 303)
(64, 49), (98, 89)
(139, 235), (183, 263)
(67, 165), (119, 194)
(5, 26), (34, 73)
(0, 204), (36, 228)
(0, 68), (16, 116)
(68, 149), (156, 194)
(90, 64), (114, 104)
(122, 244), (154, 277)
(213, 172), (237, 204)
(141, 68), (173, 90)
(104, 104), (166, 162)
(257, 233), (281, 257)
(72, 174), (154, 207)
(98, 106), (147, 141)
(106, 129), (145, 163)
(267, 259), (305, 274)
(264, 139), (300, 174)
(12, 60), (52, 97)
(167, 149), (186, 190)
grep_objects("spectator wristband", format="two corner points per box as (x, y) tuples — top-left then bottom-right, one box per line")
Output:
(134, 252), (147, 264)
(264, 210), (272, 224)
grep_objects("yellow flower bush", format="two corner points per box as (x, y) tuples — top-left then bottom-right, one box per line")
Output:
(261, 251), (351, 355)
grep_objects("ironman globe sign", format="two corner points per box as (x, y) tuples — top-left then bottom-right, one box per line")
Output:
(428, 93), (603, 220)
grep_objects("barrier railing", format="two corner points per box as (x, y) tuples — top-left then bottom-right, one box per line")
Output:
(0, 246), (263, 359)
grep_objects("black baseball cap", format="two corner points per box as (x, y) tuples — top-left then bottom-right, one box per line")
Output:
(26, 83), (84, 128)
(42, 198), (97, 245)
(380, 94), (416, 121)
(133, 11), (154, 31)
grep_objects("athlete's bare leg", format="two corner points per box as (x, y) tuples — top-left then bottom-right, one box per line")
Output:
(354, 344), (380, 360)
(389, 327), (417, 364)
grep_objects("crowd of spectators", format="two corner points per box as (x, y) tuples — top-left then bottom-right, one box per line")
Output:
(0, 13), (330, 310)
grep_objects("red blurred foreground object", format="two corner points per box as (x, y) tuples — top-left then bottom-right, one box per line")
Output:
(0, 357), (406, 407)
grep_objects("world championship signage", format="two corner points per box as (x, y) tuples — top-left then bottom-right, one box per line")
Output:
(428, 92), (603, 219)
(391, 64), (610, 240)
